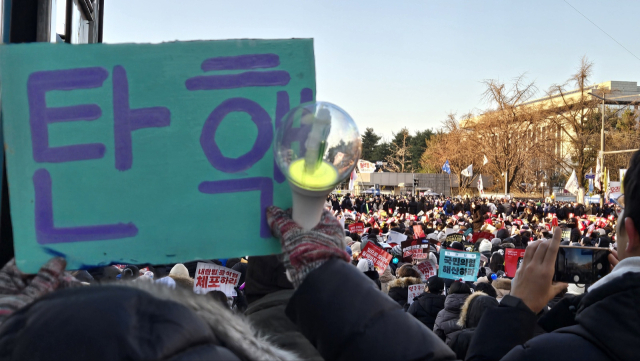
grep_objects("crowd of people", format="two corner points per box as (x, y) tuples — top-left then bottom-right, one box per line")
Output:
(0, 150), (636, 360)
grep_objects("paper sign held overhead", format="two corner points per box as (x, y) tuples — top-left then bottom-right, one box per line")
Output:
(416, 259), (437, 279)
(361, 242), (392, 274)
(0, 40), (316, 272)
(387, 230), (408, 245)
(438, 250), (481, 282)
(193, 262), (241, 297)
(348, 222), (365, 235)
(407, 284), (423, 305)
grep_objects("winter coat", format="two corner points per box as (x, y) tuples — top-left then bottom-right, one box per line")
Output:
(285, 259), (457, 361)
(0, 282), (296, 360)
(387, 277), (423, 309)
(364, 270), (382, 290)
(380, 266), (396, 294)
(433, 293), (469, 342)
(407, 292), (446, 330)
(245, 289), (323, 361)
(408, 201), (418, 215)
(447, 292), (499, 360)
(472, 210), (485, 232)
(466, 271), (640, 361)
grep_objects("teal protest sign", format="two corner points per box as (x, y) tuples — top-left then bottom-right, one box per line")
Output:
(438, 249), (481, 282)
(0, 39), (315, 272)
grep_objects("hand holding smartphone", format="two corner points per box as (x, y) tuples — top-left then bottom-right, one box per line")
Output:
(553, 246), (610, 284)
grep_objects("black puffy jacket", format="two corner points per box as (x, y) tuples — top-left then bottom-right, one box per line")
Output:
(407, 292), (446, 330)
(286, 259), (457, 361)
(467, 270), (640, 361)
(0, 283), (293, 360)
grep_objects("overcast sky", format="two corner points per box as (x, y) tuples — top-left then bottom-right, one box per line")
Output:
(102, 0), (640, 139)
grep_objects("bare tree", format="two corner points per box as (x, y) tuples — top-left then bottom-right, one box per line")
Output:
(545, 57), (601, 182)
(464, 75), (553, 194)
(386, 128), (412, 172)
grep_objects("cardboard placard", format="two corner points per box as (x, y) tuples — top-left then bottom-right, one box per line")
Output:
(349, 222), (365, 235)
(417, 259), (437, 279)
(0, 40), (315, 272)
(438, 250), (481, 282)
(413, 225), (425, 239)
(361, 242), (392, 274)
(194, 262), (241, 297)
(407, 284), (424, 305)
(504, 248), (526, 278)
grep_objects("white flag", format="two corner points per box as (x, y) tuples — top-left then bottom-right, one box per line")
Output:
(478, 174), (484, 194)
(564, 170), (580, 196)
(348, 169), (356, 190)
(594, 158), (602, 190)
(461, 164), (473, 177)
(483, 155), (488, 165)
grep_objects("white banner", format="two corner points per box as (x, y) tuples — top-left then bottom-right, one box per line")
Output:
(357, 159), (376, 173)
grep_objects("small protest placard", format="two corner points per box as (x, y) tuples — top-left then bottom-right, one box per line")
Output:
(445, 233), (464, 246)
(361, 242), (392, 274)
(413, 225), (425, 239)
(417, 259), (437, 279)
(387, 230), (408, 245)
(407, 284), (424, 305)
(504, 248), (526, 278)
(438, 250), (481, 282)
(193, 262), (241, 297)
(349, 222), (365, 235)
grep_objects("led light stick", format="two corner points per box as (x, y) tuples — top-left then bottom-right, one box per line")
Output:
(274, 102), (361, 230)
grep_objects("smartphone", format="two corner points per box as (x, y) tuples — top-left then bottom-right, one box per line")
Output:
(554, 246), (609, 284)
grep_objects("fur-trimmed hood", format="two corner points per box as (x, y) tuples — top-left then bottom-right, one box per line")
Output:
(0, 281), (298, 361)
(168, 274), (194, 290)
(492, 278), (511, 290)
(388, 277), (422, 289)
(457, 291), (487, 327)
(492, 278), (511, 300)
(122, 282), (297, 360)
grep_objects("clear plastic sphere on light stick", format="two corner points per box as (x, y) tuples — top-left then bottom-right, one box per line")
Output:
(274, 102), (361, 230)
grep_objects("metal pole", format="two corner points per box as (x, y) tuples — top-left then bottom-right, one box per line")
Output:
(600, 97), (605, 207)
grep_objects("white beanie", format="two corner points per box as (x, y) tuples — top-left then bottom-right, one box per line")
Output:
(155, 276), (176, 289)
(357, 259), (375, 272)
(479, 239), (492, 253)
(169, 263), (189, 278)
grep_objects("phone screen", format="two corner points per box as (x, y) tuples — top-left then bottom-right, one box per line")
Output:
(554, 246), (609, 284)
